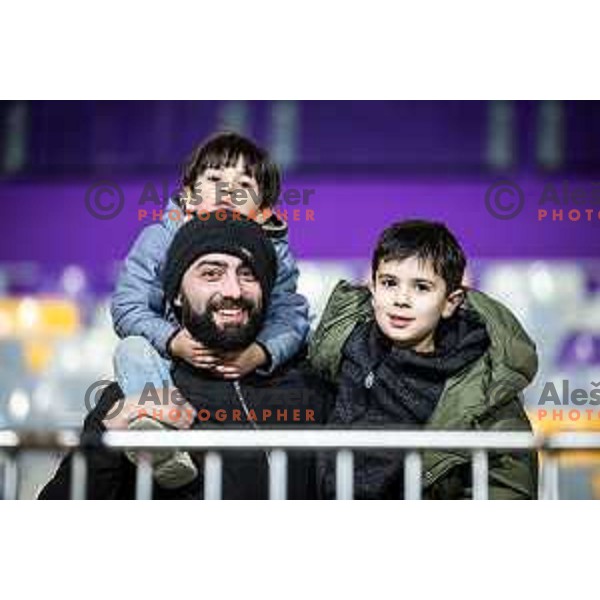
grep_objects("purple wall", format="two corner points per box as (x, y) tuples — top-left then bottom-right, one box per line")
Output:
(2, 101), (600, 294)
(1, 174), (599, 293)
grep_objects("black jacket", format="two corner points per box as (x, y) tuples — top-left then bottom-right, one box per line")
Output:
(39, 361), (326, 500)
(319, 313), (490, 499)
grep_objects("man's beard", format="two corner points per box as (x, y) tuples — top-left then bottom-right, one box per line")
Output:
(180, 293), (264, 352)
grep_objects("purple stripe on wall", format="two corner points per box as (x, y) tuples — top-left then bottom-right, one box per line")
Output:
(1, 176), (599, 292)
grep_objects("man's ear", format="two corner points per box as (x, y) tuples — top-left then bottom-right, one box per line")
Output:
(442, 287), (465, 319)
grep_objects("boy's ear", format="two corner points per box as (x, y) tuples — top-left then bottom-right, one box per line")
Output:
(173, 292), (182, 308)
(442, 287), (465, 319)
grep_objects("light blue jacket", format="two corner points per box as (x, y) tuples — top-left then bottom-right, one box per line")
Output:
(111, 200), (310, 373)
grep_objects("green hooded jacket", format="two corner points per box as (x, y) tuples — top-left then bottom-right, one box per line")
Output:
(308, 281), (539, 500)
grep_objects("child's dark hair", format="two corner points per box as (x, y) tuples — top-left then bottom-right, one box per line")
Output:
(371, 220), (466, 292)
(180, 132), (281, 208)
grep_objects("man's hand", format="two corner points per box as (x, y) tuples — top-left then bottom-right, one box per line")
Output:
(214, 343), (269, 380)
(102, 388), (196, 430)
(169, 329), (219, 370)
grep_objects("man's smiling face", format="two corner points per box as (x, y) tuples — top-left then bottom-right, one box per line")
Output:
(175, 253), (264, 351)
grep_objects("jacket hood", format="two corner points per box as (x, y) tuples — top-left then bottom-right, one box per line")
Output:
(308, 281), (538, 406)
(461, 289), (537, 396)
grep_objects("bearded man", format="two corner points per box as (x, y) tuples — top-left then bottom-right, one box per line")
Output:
(39, 213), (323, 499)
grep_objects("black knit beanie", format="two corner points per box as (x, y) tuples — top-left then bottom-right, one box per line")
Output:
(163, 212), (277, 307)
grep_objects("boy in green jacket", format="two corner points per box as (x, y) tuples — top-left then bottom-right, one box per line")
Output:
(309, 220), (538, 499)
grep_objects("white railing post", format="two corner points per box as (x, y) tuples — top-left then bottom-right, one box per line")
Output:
(336, 449), (354, 500)
(135, 453), (153, 500)
(70, 451), (87, 500)
(2, 454), (18, 500)
(269, 449), (287, 500)
(204, 451), (223, 500)
(472, 449), (489, 500)
(404, 451), (422, 500)
(540, 452), (560, 500)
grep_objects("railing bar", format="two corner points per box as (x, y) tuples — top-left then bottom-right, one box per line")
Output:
(70, 451), (87, 500)
(472, 449), (489, 500)
(0, 432), (19, 449)
(2, 453), (18, 500)
(404, 451), (422, 500)
(103, 429), (540, 450)
(13, 429), (600, 451)
(203, 452), (223, 500)
(541, 452), (560, 500)
(269, 449), (287, 500)
(335, 449), (354, 500)
(4, 429), (600, 504)
(135, 453), (153, 500)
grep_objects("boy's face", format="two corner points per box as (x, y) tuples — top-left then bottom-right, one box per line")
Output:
(184, 155), (261, 217)
(370, 256), (464, 354)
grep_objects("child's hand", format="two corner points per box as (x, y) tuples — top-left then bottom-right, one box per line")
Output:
(169, 329), (219, 370)
(214, 343), (269, 380)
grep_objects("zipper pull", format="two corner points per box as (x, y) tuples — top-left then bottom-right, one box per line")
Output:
(364, 371), (375, 389)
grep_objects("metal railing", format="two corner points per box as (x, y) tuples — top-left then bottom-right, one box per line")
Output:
(1, 429), (599, 500)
